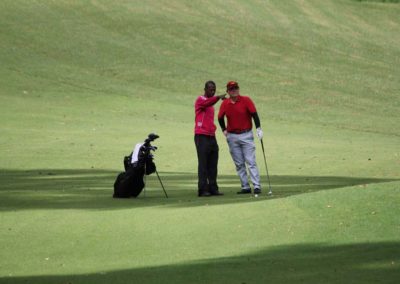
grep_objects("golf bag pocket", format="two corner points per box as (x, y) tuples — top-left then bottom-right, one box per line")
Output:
(113, 167), (145, 198)
(113, 172), (130, 198)
(145, 160), (156, 175)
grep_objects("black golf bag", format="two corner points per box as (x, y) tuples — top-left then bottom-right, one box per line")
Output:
(113, 134), (159, 198)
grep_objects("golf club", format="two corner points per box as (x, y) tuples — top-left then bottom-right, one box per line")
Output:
(260, 138), (273, 195)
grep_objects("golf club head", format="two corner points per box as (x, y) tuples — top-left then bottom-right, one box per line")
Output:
(144, 133), (159, 146)
(147, 133), (159, 141)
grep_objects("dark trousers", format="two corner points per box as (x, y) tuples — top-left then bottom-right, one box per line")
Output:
(194, 134), (219, 194)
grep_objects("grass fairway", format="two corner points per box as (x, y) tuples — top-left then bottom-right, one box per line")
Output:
(1, 0), (399, 283)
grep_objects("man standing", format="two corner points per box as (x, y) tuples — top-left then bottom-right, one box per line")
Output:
(218, 81), (263, 194)
(194, 81), (226, 197)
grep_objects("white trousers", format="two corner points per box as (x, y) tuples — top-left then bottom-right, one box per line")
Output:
(227, 131), (261, 190)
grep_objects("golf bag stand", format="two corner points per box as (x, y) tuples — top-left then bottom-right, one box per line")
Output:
(142, 148), (168, 198)
(113, 133), (168, 198)
(143, 163), (168, 198)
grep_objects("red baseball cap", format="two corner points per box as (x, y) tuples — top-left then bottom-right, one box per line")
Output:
(226, 81), (239, 90)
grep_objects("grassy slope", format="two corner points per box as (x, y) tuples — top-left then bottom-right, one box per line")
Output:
(0, 0), (399, 174)
(0, 0), (399, 283)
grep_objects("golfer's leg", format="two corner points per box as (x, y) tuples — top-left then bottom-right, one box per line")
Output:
(227, 134), (250, 189)
(207, 137), (219, 193)
(242, 132), (261, 189)
(195, 135), (209, 194)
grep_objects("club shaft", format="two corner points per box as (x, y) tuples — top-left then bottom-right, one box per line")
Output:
(260, 139), (272, 193)
(156, 170), (168, 198)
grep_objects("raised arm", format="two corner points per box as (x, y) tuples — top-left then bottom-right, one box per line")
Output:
(196, 94), (226, 110)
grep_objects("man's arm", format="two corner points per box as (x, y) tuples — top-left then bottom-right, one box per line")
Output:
(218, 116), (228, 137)
(251, 112), (263, 140)
(196, 94), (226, 109)
(217, 101), (228, 136)
(218, 116), (226, 132)
(196, 96), (219, 109)
(251, 112), (261, 128)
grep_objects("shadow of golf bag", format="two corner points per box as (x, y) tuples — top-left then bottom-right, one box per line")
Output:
(113, 133), (159, 198)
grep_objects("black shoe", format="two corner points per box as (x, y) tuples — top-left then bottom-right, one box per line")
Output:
(237, 188), (251, 194)
(254, 188), (261, 194)
(198, 191), (212, 197)
(210, 191), (224, 196)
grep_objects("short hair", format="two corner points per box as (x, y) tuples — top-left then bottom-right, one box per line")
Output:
(204, 80), (216, 89)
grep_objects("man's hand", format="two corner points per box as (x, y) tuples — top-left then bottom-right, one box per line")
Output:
(256, 128), (263, 140)
(223, 130), (228, 137)
(218, 93), (227, 100)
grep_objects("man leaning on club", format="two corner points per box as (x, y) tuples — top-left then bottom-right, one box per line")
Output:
(218, 81), (263, 195)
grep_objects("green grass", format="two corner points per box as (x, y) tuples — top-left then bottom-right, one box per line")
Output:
(1, 0), (399, 283)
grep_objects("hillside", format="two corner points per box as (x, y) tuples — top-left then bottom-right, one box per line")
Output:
(0, 1), (399, 283)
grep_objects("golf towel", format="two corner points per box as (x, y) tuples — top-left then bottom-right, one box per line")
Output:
(131, 143), (143, 163)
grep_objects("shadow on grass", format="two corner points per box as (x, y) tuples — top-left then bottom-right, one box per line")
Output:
(0, 242), (399, 284)
(0, 168), (396, 211)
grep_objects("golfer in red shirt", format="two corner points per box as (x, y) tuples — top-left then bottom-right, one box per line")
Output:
(194, 81), (226, 197)
(218, 81), (263, 194)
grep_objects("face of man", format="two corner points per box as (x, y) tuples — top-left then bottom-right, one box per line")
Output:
(204, 83), (216, 98)
(227, 87), (239, 98)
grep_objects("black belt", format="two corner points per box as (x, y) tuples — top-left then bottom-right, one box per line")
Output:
(195, 134), (216, 138)
(227, 129), (251, 134)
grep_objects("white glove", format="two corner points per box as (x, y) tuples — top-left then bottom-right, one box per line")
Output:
(256, 127), (263, 140)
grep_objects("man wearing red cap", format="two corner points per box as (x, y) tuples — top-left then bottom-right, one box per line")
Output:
(218, 81), (263, 194)
(194, 81), (226, 197)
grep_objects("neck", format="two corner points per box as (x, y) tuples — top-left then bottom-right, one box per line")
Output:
(230, 95), (238, 102)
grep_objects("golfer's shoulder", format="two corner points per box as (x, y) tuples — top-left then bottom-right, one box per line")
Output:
(194, 95), (204, 104)
(241, 95), (254, 103)
(220, 98), (229, 107)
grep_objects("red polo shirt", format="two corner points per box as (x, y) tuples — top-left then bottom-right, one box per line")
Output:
(218, 95), (257, 133)
(194, 95), (219, 136)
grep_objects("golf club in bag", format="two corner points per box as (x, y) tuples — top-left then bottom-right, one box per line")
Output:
(260, 138), (273, 195)
(113, 133), (168, 198)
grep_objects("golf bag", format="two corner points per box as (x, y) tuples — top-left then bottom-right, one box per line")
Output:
(113, 134), (158, 198)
